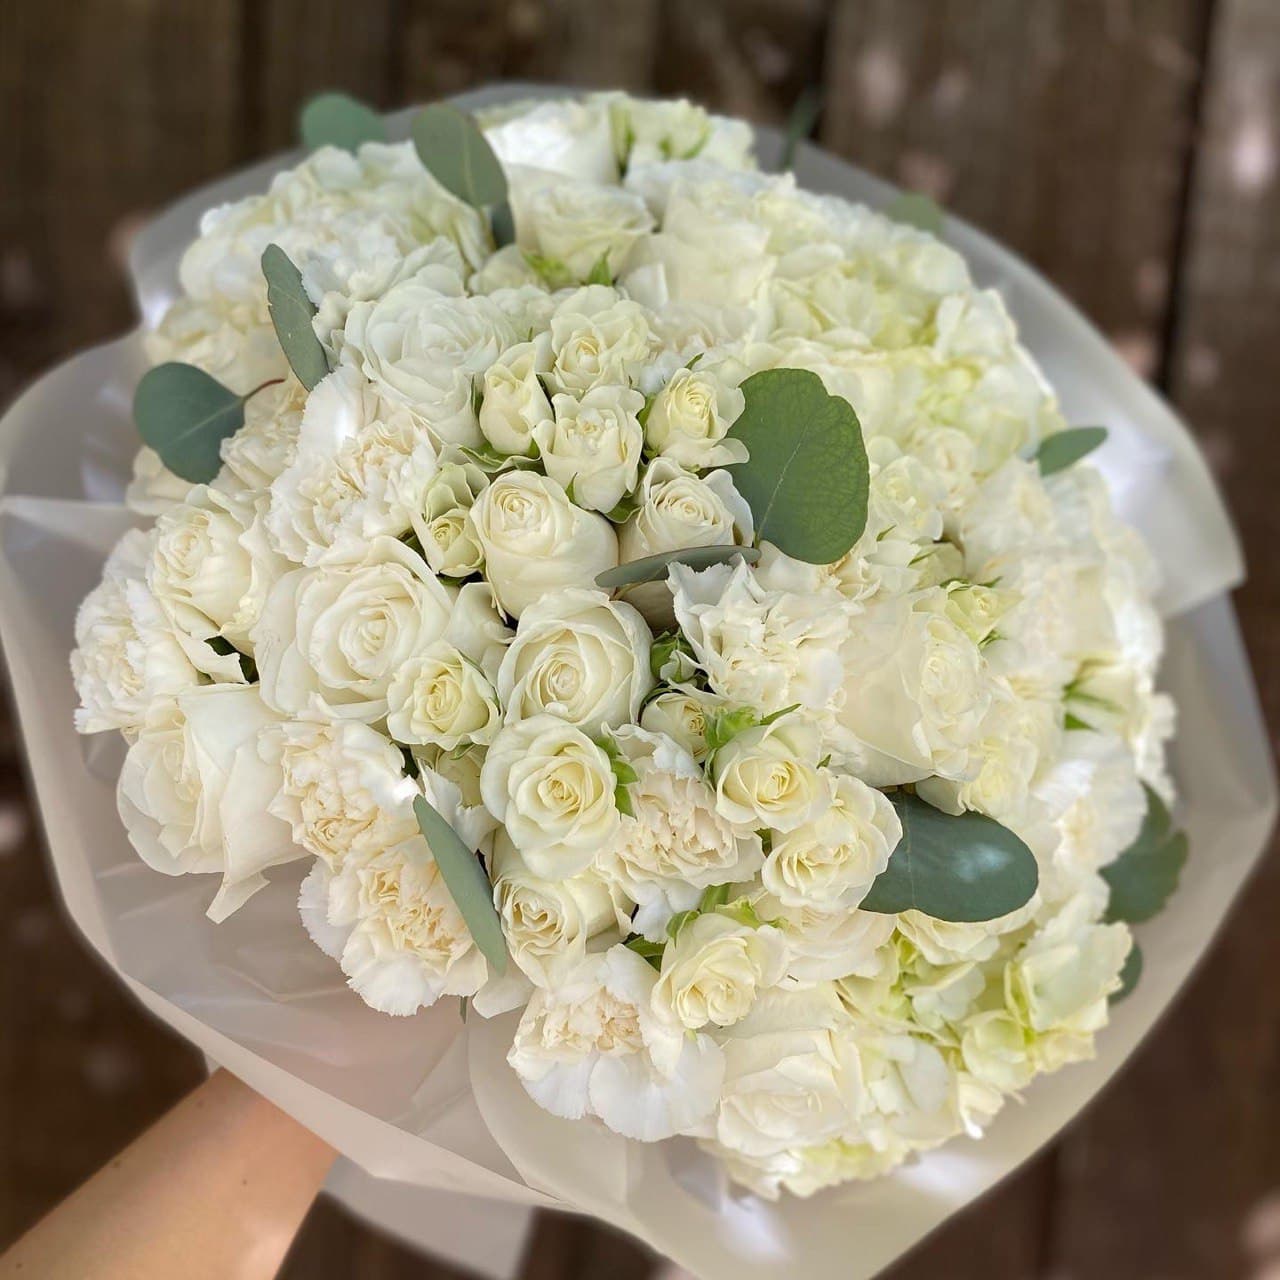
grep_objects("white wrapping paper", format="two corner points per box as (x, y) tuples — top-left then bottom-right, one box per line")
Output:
(0, 85), (1272, 1279)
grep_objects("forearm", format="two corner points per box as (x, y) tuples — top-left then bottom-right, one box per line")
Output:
(0, 1069), (336, 1280)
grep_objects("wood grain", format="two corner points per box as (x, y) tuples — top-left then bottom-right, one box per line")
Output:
(1044, 2), (1280, 1276)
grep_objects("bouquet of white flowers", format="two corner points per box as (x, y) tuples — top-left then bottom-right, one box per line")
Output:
(68, 88), (1191, 1201)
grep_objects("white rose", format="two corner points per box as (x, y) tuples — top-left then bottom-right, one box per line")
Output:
(639, 688), (711, 761)
(264, 717), (418, 867)
(513, 172), (653, 279)
(343, 271), (516, 447)
(654, 912), (788, 1030)
(253, 537), (453, 722)
(483, 98), (618, 184)
(298, 769), (494, 1015)
(477, 336), (553, 457)
(508, 945), (724, 1141)
(596, 727), (762, 938)
(117, 685), (301, 921)
(762, 773), (900, 910)
(410, 460), (488, 577)
(266, 364), (439, 565)
(537, 386), (644, 513)
(469, 471), (617, 620)
(497, 587), (652, 733)
(643, 366), (747, 469)
(480, 714), (621, 879)
(834, 594), (990, 787)
(621, 460), (751, 560)
(613, 97), (754, 170)
(491, 833), (628, 988)
(711, 716), (829, 834)
(385, 641), (501, 749)
(149, 486), (285, 650)
(547, 286), (653, 394)
(712, 989), (863, 1159)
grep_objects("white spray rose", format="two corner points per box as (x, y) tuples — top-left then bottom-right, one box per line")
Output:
(620, 459), (752, 561)
(536, 386), (644, 513)
(654, 911), (789, 1030)
(469, 472), (617, 620)
(643, 366), (747, 468)
(497, 587), (652, 734)
(639, 688), (711, 761)
(547, 286), (653, 394)
(766, 901), (896, 984)
(477, 336), (554, 457)
(491, 833), (629, 989)
(508, 945), (724, 1141)
(711, 715), (829, 834)
(385, 641), (502, 749)
(253, 537), (453, 722)
(480, 714), (621, 879)
(410, 459), (488, 578)
(117, 686), (301, 922)
(762, 773), (900, 911)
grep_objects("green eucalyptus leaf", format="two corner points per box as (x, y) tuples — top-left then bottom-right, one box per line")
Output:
(262, 244), (329, 391)
(490, 199), (516, 248)
(595, 543), (760, 590)
(1112, 940), (1143, 1002)
(1036, 427), (1108, 476)
(412, 104), (508, 208)
(412, 795), (507, 975)
(886, 191), (945, 236)
(860, 792), (1039, 922)
(1102, 785), (1188, 924)
(727, 368), (868, 564)
(779, 87), (823, 172)
(299, 92), (387, 152)
(133, 362), (245, 484)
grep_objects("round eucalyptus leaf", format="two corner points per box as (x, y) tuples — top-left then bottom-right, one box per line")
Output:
(860, 791), (1040, 923)
(1112, 940), (1143, 1003)
(1102, 784), (1187, 924)
(262, 244), (328, 391)
(1036, 426), (1108, 476)
(411, 104), (507, 209)
(133, 362), (244, 485)
(299, 92), (387, 153)
(727, 368), (868, 565)
(595, 544), (760, 591)
(413, 795), (507, 975)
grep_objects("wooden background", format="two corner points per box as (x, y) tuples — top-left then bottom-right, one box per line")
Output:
(1, 1), (1277, 1276)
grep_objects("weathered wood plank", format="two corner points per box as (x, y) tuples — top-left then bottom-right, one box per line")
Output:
(822, 0), (1207, 369)
(0, 0), (243, 1247)
(651, 0), (832, 123)
(1044, 1), (1280, 1274)
(250, 0), (398, 151)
